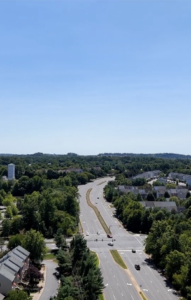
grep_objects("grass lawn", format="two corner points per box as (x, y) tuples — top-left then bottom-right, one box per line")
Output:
(44, 253), (56, 260)
(91, 251), (99, 268)
(110, 250), (127, 269)
(98, 294), (104, 300)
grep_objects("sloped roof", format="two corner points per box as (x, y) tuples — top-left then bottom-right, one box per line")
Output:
(4, 260), (19, 274)
(12, 249), (26, 260)
(140, 201), (177, 211)
(16, 246), (30, 257)
(9, 254), (24, 268)
(0, 265), (15, 282)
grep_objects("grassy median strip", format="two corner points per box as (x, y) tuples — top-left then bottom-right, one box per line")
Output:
(86, 189), (111, 234)
(110, 250), (127, 269)
(139, 291), (148, 300)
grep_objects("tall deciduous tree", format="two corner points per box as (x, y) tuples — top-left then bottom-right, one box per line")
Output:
(22, 229), (46, 261)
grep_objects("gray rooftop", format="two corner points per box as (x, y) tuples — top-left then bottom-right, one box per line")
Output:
(0, 265), (15, 282)
(16, 246), (30, 257)
(12, 249), (26, 261)
(140, 201), (177, 211)
(9, 254), (24, 268)
(4, 260), (19, 275)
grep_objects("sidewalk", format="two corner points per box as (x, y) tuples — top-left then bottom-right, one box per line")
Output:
(32, 264), (47, 300)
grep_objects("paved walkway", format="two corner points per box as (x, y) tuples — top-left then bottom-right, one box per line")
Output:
(32, 260), (59, 300)
(39, 260), (59, 300)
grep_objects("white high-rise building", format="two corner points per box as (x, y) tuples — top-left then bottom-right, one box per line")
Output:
(8, 163), (15, 180)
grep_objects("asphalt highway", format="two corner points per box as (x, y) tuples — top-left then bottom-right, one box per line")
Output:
(78, 177), (180, 300)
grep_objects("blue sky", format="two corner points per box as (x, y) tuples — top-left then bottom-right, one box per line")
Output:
(0, 0), (191, 155)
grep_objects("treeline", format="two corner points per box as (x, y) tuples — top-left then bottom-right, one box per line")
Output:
(1, 186), (79, 238)
(145, 206), (191, 299)
(1, 155), (191, 181)
(56, 235), (104, 300)
(105, 185), (173, 233)
(98, 153), (191, 159)
(104, 180), (191, 228)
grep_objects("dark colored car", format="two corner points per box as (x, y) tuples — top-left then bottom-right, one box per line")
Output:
(132, 249), (136, 253)
(107, 234), (113, 238)
(135, 264), (140, 270)
(108, 242), (114, 246)
(54, 271), (60, 278)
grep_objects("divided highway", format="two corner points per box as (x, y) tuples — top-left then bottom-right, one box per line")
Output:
(78, 177), (180, 300)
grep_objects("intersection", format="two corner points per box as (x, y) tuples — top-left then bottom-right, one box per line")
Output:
(78, 177), (180, 300)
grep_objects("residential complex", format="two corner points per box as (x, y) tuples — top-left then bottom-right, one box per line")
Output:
(168, 172), (191, 187)
(0, 246), (30, 296)
(133, 170), (161, 180)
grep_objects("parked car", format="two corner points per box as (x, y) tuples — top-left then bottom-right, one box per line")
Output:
(54, 271), (60, 278)
(135, 264), (140, 270)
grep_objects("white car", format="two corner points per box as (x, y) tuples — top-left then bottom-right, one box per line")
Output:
(86, 232), (89, 236)
(97, 232), (100, 235)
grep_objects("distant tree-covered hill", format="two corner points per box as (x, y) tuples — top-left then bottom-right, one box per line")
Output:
(98, 153), (191, 159)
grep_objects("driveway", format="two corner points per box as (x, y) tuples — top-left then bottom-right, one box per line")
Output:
(39, 260), (59, 300)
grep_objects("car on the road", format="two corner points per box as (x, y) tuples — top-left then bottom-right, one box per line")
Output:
(108, 242), (114, 246)
(132, 249), (136, 253)
(50, 295), (56, 299)
(97, 197), (99, 199)
(135, 264), (140, 270)
(86, 231), (89, 236)
(107, 234), (113, 238)
(97, 231), (100, 235)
